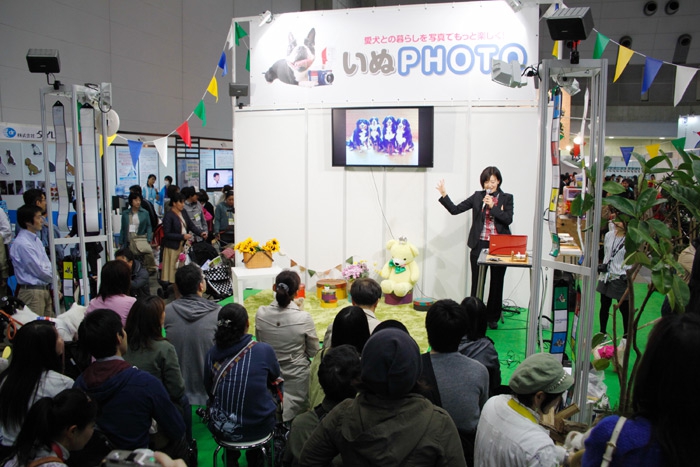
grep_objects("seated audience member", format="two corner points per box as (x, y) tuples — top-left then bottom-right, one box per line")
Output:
(324, 277), (382, 344)
(582, 313), (700, 466)
(422, 299), (489, 466)
(287, 345), (361, 467)
(10, 205), (54, 316)
(0, 321), (73, 456)
(256, 270), (319, 422)
(309, 306), (370, 408)
(165, 264), (220, 406)
(460, 297), (502, 395)
(85, 260), (136, 327)
(124, 296), (188, 434)
(120, 192), (156, 274)
(475, 353), (573, 467)
(115, 247), (150, 298)
(74, 309), (185, 452)
(299, 328), (466, 466)
(3, 389), (97, 467)
(204, 304), (281, 467)
(372, 319), (409, 335)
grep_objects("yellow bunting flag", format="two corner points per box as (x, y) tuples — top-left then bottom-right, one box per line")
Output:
(99, 134), (118, 156)
(614, 46), (634, 82)
(207, 76), (218, 102)
(646, 144), (660, 158)
(552, 41), (559, 58)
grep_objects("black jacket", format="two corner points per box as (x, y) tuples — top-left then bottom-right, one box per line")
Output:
(161, 209), (203, 250)
(439, 189), (513, 249)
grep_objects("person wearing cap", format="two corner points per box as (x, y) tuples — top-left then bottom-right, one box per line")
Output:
(299, 328), (467, 467)
(474, 353), (573, 467)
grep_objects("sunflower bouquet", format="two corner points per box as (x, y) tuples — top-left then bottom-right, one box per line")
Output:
(234, 237), (281, 254)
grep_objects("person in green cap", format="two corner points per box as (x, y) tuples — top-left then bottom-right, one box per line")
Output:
(474, 353), (574, 467)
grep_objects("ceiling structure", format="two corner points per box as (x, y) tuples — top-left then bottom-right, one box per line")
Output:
(304, 0), (700, 137)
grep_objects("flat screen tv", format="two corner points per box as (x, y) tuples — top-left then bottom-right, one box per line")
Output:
(332, 106), (434, 168)
(205, 168), (233, 191)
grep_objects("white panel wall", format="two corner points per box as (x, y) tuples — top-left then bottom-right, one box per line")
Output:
(234, 105), (541, 307)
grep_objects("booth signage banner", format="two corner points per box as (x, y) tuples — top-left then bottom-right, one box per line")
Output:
(0, 122), (69, 142)
(249, 2), (538, 107)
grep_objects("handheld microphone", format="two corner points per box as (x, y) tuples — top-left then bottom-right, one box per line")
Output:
(482, 189), (492, 211)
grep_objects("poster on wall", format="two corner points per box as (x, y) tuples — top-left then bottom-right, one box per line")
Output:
(177, 159), (200, 190)
(116, 147), (138, 196)
(215, 150), (233, 169)
(249, 2), (538, 107)
(138, 148), (159, 186)
(199, 150), (215, 189)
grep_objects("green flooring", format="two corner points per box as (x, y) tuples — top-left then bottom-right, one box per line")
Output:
(193, 283), (664, 466)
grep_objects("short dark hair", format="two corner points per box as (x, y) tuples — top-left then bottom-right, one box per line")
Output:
(331, 306), (370, 353)
(17, 205), (42, 230)
(215, 304), (248, 349)
(213, 172), (219, 177)
(222, 185), (232, 192)
(169, 192), (185, 206)
(164, 175), (173, 183)
(349, 278), (382, 307)
(148, 174), (156, 180)
(97, 260), (131, 300)
(515, 391), (561, 410)
(79, 309), (124, 359)
(180, 186), (196, 199)
(175, 263), (203, 295)
(127, 192), (142, 205)
(198, 190), (209, 203)
(115, 247), (135, 262)
(129, 185), (142, 196)
(372, 319), (408, 335)
(426, 299), (468, 353)
(480, 166), (503, 188)
(461, 296), (488, 340)
(274, 270), (300, 308)
(22, 188), (45, 206)
(224, 191), (234, 201)
(319, 345), (361, 403)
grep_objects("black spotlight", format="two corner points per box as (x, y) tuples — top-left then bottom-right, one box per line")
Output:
(665, 0), (679, 15)
(619, 36), (633, 48)
(643, 1), (658, 15)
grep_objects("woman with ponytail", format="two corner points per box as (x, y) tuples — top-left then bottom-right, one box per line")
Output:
(255, 271), (319, 422)
(4, 388), (97, 467)
(204, 304), (281, 467)
(0, 322), (73, 456)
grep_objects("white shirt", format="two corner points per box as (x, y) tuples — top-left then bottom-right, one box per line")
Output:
(0, 210), (11, 244)
(475, 394), (567, 467)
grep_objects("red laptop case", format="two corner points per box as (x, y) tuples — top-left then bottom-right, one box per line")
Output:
(488, 235), (528, 256)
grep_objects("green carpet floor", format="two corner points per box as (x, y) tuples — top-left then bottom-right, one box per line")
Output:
(192, 283), (663, 466)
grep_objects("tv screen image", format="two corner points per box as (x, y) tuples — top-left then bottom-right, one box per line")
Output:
(332, 106), (434, 168)
(205, 169), (233, 191)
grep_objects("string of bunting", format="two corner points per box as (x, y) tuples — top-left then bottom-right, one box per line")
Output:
(288, 256), (377, 280)
(101, 21), (251, 169)
(553, 28), (698, 107)
(618, 137), (689, 166)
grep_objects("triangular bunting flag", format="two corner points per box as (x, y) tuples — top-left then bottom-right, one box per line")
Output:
(218, 51), (228, 77)
(672, 137), (686, 153)
(154, 137), (168, 167)
(290, 259), (298, 267)
(127, 140), (143, 167)
(646, 144), (660, 158)
(674, 65), (697, 106)
(194, 100), (207, 127)
(641, 57), (663, 94)
(614, 46), (634, 82)
(245, 50), (250, 72)
(176, 121), (192, 148)
(335, 264), (342, 272)
(551, 41), (559, 58)
(299, 266), (307, 273)
(593, 33), (610, 59)
(235, 22), (248, 46)
(620, 146), (634, 166)
(308, 269), (316, 277)
(99, 134), (118, 157)
(225, 23), (235, 50)
(207, 76), (219, 102)
(345, 256), (354, 264)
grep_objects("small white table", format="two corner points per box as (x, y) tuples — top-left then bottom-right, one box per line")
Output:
(231, 266), (283, 304)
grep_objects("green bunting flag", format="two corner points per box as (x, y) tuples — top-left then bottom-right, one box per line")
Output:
(671, 137), (686, 154)
(194, 100), (206, 127)
(593, 32), (610, 59)
(235, 23), (248, 46)
(245, 50), (250, 72)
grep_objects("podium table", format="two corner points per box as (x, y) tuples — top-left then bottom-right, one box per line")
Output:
(231, 266), (282, 304)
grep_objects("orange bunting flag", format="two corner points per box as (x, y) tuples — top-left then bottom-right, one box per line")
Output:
(614, 46), (634, 82)
(207, 76), (218, 102)
(176, 121), (192, 147)
(646, 143), (660, 158)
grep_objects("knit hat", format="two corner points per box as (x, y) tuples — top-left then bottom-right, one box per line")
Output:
(361, 328), (421, 398)
(509, 353), (574, 394)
